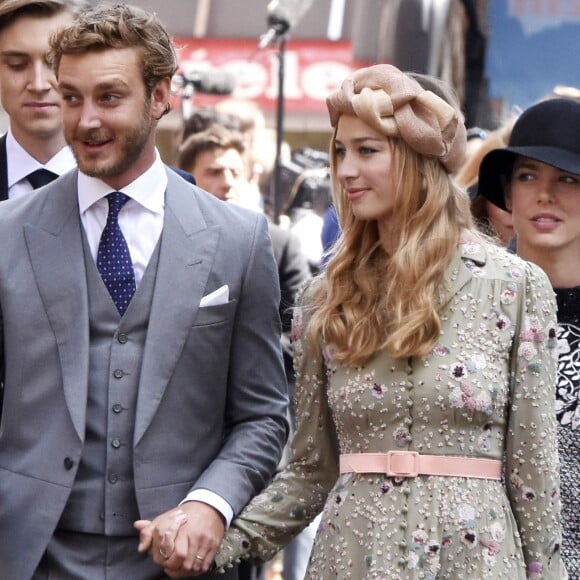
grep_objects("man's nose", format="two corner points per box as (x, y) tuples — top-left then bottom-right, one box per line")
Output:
(29, 61), (54, 92)
(77, 101), (102, 130)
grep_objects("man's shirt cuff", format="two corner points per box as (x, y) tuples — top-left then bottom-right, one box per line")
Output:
(180, 489), (234, 527)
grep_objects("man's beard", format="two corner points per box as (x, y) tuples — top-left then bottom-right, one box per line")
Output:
(69, 105), (154, 180)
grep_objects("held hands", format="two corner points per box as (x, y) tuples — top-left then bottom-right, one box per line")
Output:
(135, 501), (226, 577)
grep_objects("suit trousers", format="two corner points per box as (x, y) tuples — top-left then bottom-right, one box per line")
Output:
(33, 530), (168, 580)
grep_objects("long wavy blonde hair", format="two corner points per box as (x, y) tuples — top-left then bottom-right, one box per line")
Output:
(307, 134), (475, 367)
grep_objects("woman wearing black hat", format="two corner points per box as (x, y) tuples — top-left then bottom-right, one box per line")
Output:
(478, 97), (580, 576)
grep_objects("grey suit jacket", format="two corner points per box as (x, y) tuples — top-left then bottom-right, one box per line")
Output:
(0, 168), (289, 579)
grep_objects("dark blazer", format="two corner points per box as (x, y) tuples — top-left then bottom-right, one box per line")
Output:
(0, 135), (8, 201)
(0, 168), (289, 579)
(171, 165), (196, 185)
(268, 222), (310, 384)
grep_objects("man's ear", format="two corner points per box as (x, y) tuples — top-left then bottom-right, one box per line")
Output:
(151, 77), (172, 121)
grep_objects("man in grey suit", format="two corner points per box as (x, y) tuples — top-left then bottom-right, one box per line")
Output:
(0, 4), (288, 579)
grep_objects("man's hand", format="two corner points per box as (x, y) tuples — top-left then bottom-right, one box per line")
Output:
(135, 501), (226, 577)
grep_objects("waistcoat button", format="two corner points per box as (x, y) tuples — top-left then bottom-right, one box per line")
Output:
(63, 457), (74, 470)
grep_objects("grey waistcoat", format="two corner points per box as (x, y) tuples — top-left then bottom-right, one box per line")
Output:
(58, 235), (161, 535)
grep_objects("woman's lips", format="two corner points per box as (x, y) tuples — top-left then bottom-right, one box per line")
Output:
(347, 188), (367, 201)
(530, 213), (562, 232)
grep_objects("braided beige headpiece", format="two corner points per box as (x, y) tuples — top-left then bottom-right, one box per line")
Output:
(326, 64), (466, 173)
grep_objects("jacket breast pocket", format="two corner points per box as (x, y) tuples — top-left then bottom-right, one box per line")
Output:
(192, 299), (237, 327)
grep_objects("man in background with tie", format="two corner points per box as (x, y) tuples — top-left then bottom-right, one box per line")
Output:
(0, 4), (288, 579)
(0, 0), (83, 199)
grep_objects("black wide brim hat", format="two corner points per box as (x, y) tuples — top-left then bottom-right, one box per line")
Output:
(478, 98), (580, 211)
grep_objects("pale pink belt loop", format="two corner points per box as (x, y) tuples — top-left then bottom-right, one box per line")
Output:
(339, 451), (502, 480)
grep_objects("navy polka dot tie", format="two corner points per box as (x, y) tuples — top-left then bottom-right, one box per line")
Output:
(97, 192), (136, 316)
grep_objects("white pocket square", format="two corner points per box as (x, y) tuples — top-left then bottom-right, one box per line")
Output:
(199, 285), (229, 307)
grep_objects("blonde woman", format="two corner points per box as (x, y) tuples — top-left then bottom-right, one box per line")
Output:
(162, 65), (566, 578)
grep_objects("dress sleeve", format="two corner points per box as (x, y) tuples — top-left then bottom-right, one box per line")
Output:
(505, 261), (567, 579)
(214, 280), (340, 571)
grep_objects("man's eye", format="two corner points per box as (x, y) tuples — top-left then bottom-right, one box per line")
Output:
(5, 61), (27, 71)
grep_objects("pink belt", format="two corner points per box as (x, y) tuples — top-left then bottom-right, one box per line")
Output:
(339, 451), (502, 480)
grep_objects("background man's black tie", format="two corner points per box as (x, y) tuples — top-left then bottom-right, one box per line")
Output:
(27, 169), (58, 189)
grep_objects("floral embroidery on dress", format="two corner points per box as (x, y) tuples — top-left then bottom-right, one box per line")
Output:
(496, 313), (511, 331)
(480, 518), (506, 567)
(407, 528), (441, 577)
(509, 469), (524, 491)
(477, 422), (493, 452)
(433, 345), (450, 357)
(465, 353), (486, 372)
(449, 382), (492, 414)
(393, 425), (412, 447)
(459, 233), (483, 255)
(518, 341), (537, 361)
(500, 284), (517, 304)
(290, 307), (303, 343)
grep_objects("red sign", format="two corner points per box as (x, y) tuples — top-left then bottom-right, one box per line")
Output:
(172, 38), (359, 113)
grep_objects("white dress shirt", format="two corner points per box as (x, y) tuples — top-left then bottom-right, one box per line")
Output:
(6, 129), (76, 199)
(78, 151), (167, 287)
(78, 151), (234, 526)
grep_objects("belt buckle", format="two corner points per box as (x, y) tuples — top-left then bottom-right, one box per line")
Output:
(385, 450), (420, 478)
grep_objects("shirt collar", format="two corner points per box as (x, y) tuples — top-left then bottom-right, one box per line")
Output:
(6, 128), (76, 188)
(78, 149), (168, 215)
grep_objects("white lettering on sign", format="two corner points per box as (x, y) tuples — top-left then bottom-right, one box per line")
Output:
(176, 40), (356, 112)
(302, 61), (351, 100)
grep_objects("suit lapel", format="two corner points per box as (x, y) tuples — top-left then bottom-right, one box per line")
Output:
(134, 174), (220, 445)
(24, 172), (90, 442)
(0, 135), (9, 202)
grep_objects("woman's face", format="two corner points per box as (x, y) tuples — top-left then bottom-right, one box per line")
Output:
(506, 156), (580, 257)
(334, 114), (398, 225)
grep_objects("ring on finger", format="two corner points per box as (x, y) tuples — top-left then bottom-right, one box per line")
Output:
(195, 554), (204, 561)
(159, 546), (170, 559)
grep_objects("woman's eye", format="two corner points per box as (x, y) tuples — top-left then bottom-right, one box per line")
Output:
(514, 171), (533, 182)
